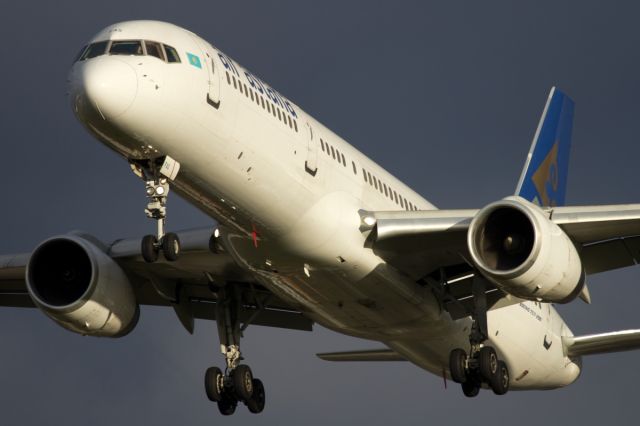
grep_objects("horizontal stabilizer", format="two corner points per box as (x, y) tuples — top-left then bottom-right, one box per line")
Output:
(563, 329), (640, 357)
(317, 349), (405, 362)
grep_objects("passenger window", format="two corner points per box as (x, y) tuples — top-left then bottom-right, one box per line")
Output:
(294, 120), (298, 132)
(373, 177), (378, 190)
(383, 183), (388, 196)
(260, 97), (265, 109)
(232, 76), (237, 89)
(226, 72), (231, 85)
(250, 89), (255, 102)
(330, 146), (336, 159)
(320, 139), (325, 152)
(239, 83), (244, 95)
(394, 191), (399, 204)
(363, 168), (367, 182)
(145, 41), (164, 60)
(81, 41), (109, 60)
(341, 153), (346, 166)
(277, 108), (282, 121)
(352, 161), (357, 175)
(288, 115), (293, 128)
(110, 40), (143, 55)
(244, 84), (249, 97)
(164, 45), (181, 63)
(272, 104), (277, 117)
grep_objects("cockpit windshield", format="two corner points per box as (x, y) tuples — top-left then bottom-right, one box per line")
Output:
(109, 40), (143, 55)
(75, 40), (182, 63)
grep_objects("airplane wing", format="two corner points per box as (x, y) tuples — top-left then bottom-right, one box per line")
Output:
(360, 204), (640, 318)
(0, 228), (313, 333)
(359, 88), (640, 318)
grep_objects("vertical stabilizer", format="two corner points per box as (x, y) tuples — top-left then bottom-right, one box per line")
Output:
(515, 87), (575, 207)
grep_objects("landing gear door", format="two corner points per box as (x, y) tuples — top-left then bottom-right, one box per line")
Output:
(305, 122), (318, 176)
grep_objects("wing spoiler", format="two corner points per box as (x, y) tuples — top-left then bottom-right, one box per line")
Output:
(563, 329), (640, 357)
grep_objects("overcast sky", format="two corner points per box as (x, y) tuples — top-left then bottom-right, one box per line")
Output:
(1, 1), (640, 424)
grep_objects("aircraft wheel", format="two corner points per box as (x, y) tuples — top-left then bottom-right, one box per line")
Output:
(205, 366), (224, 402)
(246, 378), (266, 414)
(217, 393), (237, 416)
(232, 364), (254, 401)
(449, 349), (467, 383)
(461, 380), (480, 398)
(478, 346), (498, 382)
(491, 361), (510, 395)
(162, 232), (180, 261)
(141, 235), (159, 263)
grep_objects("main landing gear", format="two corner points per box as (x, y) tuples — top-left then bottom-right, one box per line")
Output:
(449, 276), (510, 397)
(204, 286), (266, 415)
(131, 157), (181, 263)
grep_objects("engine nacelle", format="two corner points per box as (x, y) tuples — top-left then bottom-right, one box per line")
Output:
(467, 196), (584, 303)
(25, 234), (139, 337)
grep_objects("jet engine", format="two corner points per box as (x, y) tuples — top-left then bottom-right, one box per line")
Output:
(467, 196), (584, 303)
(25, 234), (139, 337)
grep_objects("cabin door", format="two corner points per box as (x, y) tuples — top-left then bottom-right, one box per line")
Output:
(305, 122), (318, 176)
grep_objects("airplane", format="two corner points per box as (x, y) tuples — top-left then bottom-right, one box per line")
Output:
(2, 19), (640, 416)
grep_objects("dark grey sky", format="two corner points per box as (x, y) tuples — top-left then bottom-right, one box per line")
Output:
(1, 1), (640, 424)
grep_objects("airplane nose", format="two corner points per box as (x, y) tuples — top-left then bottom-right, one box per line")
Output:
(80, 58), (138, 120)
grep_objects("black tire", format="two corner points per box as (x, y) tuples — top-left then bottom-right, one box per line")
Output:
(162, 232), (180, 261)
(449, 349), (467, 384)
(479, 346), (499, 382)
(246, 378), (266, 414)
(141, 235), (159, 263)
(491, 361), (510, 395)
(461, 380), (480, 398)
(217, 393), (237, 416)
(232, 365), (254, 401)
(204, 366), (223, 402)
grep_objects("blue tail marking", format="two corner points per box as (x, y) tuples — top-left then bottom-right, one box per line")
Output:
(515, 87), (575, 207)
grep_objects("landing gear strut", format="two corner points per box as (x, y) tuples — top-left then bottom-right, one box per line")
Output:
(204, 286), (266, 415)
(449, 276), (510, 397)
(131, 157), (181, 263)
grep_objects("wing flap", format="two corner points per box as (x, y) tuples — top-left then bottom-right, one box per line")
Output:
(317, 349), (405, 362)
(563, 330), (640, 357)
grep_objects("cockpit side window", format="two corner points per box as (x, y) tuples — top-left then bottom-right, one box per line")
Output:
(163, 45), (181, 63)
(80, 41), (109, 60)
(144, 41), (164, 60)
(110, 40), (143, 56)
(73, 45), (88, 63)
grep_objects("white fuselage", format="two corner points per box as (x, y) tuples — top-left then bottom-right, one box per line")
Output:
(68, 20), (581, 390)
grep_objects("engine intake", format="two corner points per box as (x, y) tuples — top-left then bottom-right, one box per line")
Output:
(26, 234), (139, 337)
(468, 196), (584, 303)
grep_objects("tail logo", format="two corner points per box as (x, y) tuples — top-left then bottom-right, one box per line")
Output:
(531, 140), (560, 206)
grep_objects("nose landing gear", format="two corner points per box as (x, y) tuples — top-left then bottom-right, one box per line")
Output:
(130, 157), (181, 263)
(449, 276), (510, 397)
